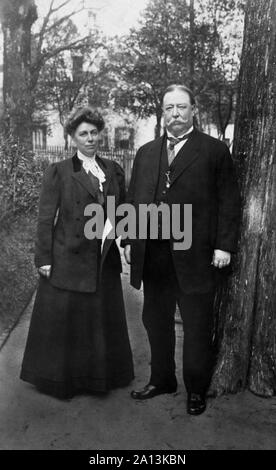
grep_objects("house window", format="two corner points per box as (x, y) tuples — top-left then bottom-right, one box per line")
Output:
(32, 125), (47, 148)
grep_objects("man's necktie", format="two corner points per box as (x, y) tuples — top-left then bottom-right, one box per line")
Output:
(167, 131), (193, 166)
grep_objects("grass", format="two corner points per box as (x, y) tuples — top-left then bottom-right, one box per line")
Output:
(0, 213), (38, 347)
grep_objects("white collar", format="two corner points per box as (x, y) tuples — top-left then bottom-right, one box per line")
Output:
(77, 150), (96, 165)
(77, 150), (106, 191)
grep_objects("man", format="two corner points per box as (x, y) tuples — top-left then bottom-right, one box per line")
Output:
(124, 84), (240, 415)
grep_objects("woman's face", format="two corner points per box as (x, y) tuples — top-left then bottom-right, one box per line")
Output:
(72, 122), (100, 157)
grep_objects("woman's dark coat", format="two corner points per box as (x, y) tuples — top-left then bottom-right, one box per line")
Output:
(20, 154), (134, 396)
(35, 154), (124, 292)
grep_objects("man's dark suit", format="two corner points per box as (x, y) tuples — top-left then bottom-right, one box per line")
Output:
(126, 129), (240, 394)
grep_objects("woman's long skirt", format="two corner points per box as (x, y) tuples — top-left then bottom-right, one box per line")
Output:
(20, 265), (134, 399)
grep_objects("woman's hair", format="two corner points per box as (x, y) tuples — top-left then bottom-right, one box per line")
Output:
(64, 107), (105, 136)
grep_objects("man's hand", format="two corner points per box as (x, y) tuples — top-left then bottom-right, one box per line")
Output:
(124, 245), (131, 264)
(38, 265), (51, 278)
(212, 250), (231, 269)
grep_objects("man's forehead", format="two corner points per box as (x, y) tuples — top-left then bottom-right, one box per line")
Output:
(163, 90), (191, 105)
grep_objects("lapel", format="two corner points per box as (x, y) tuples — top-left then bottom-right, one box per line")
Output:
(96, 155), (112, 199)
(97, 157), (116, 270)
(146, 136), (165, 199)
(71, 153), (100, 199)
(169, 130), (202, 187)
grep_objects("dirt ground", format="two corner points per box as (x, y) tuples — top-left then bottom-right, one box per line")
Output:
(0, 257), (275, 450)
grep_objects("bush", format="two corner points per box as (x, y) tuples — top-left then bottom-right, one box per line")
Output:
(0, 135), (55, 342)
(0, 134), (49, 224)
(0, 214), (38, 343)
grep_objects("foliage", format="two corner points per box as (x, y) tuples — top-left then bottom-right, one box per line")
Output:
(105, 0), (208, 135)
(30, 0), (93, 92)
(197, 0), (244, 137)
(104, 0), (244, 137)
(0, 0), (99, 145)
(0, 134), (48, 223)
(0, 213), (37, 340)
(34, 14), (105, 126)
(0, 0), (245, 143)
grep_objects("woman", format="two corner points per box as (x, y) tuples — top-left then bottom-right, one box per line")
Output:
(20, 107), (134, 399)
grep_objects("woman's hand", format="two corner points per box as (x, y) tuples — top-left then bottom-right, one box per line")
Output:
(124, 245), (131, 264)
(38, 265), (52, 278)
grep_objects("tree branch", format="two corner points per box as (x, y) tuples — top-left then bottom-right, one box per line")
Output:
(33, 0), (84, 65)
(39, 8), (84, 36)
(51, 0), (72, 15)
(44, 36), (91, 59)
(35, 0), (55, 60)
(30, 36), (91, 91)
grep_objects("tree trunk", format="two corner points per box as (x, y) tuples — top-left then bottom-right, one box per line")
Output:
(64, 131), (69, 151)
(210, 0), (276, 397)
(155, 109), (163, 138)
(217, 88), (234, 141)
(0, 0), (37, 148)
(189, 0), (195, 90)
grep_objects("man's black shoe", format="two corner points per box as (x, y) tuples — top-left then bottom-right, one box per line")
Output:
(187, 393), (206, 415)
(131, 384), (177, 400)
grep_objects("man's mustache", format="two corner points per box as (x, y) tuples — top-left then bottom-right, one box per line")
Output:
(168, 119), (187, 124)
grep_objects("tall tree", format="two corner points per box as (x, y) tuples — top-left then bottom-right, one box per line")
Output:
(0, 0), (37, 146)
(108, 0), (213, 138)
(106, 0), (243, 139)
(189, 0), (195, 90)
(0, 0), (94, 147)
(197, 0), (244, 139)
(34, 25), (103, 149)
(211, 0), (276, 397)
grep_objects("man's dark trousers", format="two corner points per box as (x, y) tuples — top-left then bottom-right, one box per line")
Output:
(142, 240), (215, 396)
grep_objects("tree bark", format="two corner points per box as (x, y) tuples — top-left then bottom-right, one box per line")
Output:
(189, 0), (195, 90)
(210, 0), (276, 397)
(64, 130), (69, 151)
(155, 109), (163, 138)
(0, 0), (37, 147)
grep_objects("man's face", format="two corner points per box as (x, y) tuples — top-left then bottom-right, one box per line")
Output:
(163, 90), (195, 137)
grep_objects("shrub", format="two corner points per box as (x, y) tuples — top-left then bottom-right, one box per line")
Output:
(0, 134), (49, 224)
